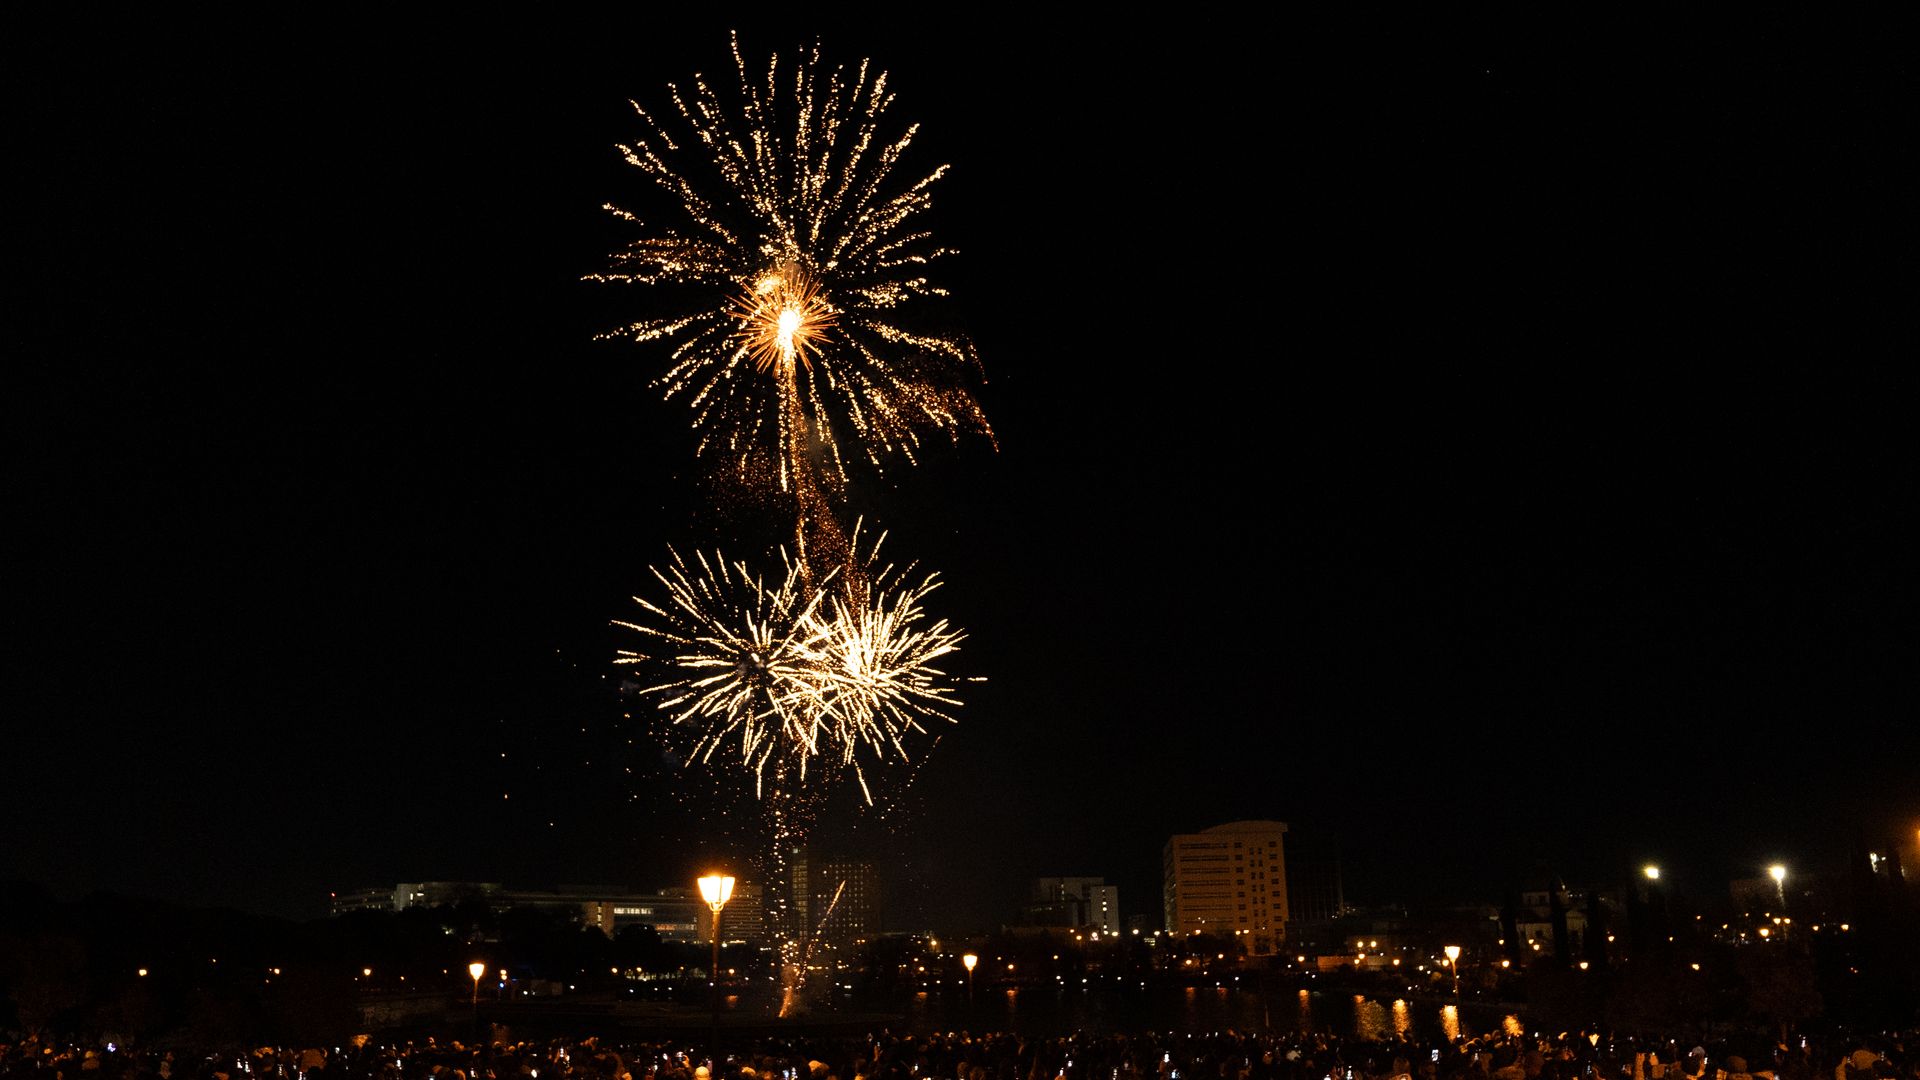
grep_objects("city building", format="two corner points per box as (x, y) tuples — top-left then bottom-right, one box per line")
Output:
(1163, 820), (1288, 955)
(506, 886), (705, 943)
(1281, 831), (1346, 929)
(394, 882), (503, 910)
(326, 881), (763, 945)
(1507, 876), (1593, 960)
(1027, 877), (1121, 933)
(790, 852), (880, 946)
(695, 881), (766, 944)
(329, 886), (398, 917)
(599, 888), (706, 943)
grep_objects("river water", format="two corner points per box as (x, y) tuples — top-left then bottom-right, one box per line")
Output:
(862, 985), (1519, 1039)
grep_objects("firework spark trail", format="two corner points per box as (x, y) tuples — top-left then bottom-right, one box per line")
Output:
(590, 33), (993, 553)
(778, 877), (848, 1019)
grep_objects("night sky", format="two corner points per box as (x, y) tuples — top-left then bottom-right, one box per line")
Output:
(6, 13), (1914, 930)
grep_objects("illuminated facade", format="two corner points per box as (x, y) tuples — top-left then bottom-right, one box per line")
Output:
(695, 881), (766, 944)
(392, 881), (502, 910)
(1028, 877), (1121, 933)
(327, 881), (766, 944)
(328, 886), (399, 916)
(791, 853), (880, 946)
(1163, 820), (1289, 955)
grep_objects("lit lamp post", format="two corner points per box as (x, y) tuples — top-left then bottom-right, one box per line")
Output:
(1642, 865), (1666, 953)
(698, 873), (735, 1061)
(1768, 864), (1787, 910)
(468, 961), (486, 1035)
(1444, 945), (1461, 1006)
(962, 953), (978, 1010)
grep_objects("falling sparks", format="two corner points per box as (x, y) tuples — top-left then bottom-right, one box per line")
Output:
(590, 33), (992, 498)
(615, 530), (967, 803)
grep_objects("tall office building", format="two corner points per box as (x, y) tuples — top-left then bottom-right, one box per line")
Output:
(1163, 820), (1288, 955)
(1282, 830), (1346, 928)
(1028, 877), (1121, 933)
(695, 881), (767, 943)
(790, 852), (880, 946)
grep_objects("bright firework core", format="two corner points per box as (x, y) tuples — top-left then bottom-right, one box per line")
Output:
(735, 266), (835, 372)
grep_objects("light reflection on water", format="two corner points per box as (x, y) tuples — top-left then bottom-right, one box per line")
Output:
(898, 986), (1504, 1038)
(1353, 996), (1386, 1041)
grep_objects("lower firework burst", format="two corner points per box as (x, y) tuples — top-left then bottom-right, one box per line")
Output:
(613, 547), (833, 794)
(813, 527), (966, 802)
(615, 530), (969, 803)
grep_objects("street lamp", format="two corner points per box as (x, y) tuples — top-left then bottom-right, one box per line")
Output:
(468, 961), (486, 1034)
(698, 873), (735, 1060)
(1768, 864), (1787, 908)
(962, 953), (978, 1008)
(1643, 865), (1660, 881)
(1443, 945), (1461, 1006)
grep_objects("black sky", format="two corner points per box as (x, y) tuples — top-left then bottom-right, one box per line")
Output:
(5, 12), (1915, 928)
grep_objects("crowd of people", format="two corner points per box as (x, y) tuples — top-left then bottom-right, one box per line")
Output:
(2, 1029), (1915, 1080)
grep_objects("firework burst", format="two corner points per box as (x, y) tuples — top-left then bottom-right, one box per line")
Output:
(590, 33), (993, 501)
(595, 36), (991, 1020)
(612, 546), (835, 793)
(811, 527), (966, 800)
(615, 530), (967, 803)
